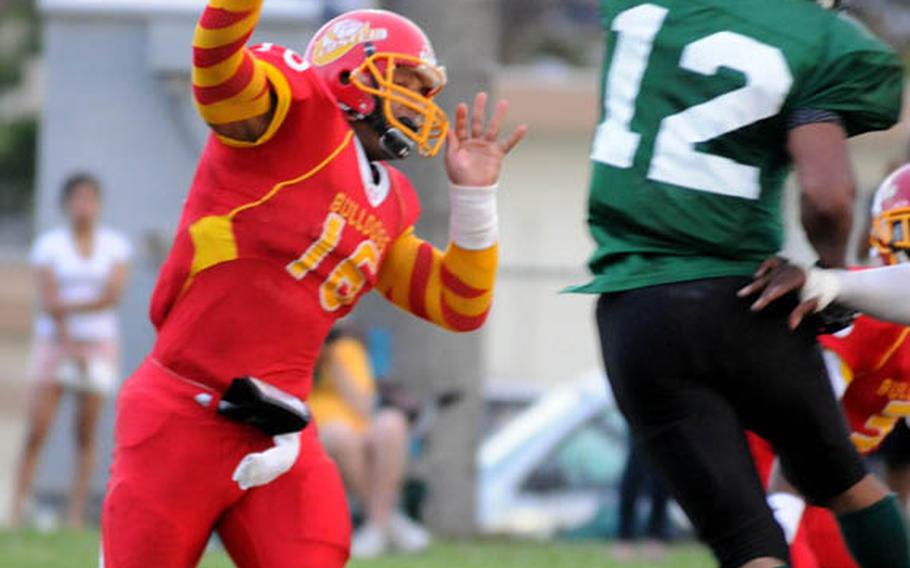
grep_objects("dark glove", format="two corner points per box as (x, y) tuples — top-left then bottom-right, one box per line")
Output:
(805, 302), (858, 336)
(218, 377), (310, 436)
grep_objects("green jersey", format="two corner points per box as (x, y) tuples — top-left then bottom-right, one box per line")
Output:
(574, 0), (903, 294)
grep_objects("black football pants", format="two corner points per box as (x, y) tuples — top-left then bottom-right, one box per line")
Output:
(596, 277), (866, 568)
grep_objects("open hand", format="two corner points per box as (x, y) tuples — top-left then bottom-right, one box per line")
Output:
(737, 257), (818, 330)
(444, 92), (527, 187)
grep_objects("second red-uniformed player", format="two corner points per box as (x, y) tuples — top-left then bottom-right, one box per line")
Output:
(754, 164), (910, 568)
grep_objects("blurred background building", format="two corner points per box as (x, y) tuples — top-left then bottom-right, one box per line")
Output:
(0, 0), (908, 537)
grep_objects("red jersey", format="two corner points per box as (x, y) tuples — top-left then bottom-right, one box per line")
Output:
(820, 314), (910, 454)
(745, 311), (910, 568)
(150, 44), (420, 399)
(101, 3), (500, 566)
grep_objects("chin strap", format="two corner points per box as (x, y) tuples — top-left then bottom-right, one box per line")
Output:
(364, 104), (415, 160)
(353, 41), (416, 160)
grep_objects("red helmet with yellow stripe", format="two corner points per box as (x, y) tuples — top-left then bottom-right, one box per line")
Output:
(871, 164), (910, 265)
(304, 9), (448, 158)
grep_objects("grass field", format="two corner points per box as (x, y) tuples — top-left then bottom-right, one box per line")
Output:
(0, 530), (714, 567)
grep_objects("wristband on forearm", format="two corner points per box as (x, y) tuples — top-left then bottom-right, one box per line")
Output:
(449, 183), (499, 250)
(801, 266), (844, 312)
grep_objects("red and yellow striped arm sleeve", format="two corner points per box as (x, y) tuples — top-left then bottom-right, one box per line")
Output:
(192, 0), (271, 125)
(375, 228), (498, 332)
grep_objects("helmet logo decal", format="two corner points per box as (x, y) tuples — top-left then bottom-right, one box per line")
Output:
(874, 173), (910, 215)
(312, 19), (389, 66)
(873, 180), (899, 215)
(418, 45), (438, 67)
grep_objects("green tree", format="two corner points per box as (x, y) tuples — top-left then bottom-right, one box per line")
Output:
(0, 0), (40, 215)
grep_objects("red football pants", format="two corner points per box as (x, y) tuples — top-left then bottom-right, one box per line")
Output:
(101, 359), (350, 568)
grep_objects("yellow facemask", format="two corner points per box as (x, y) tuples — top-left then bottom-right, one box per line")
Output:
(870, 207), (910, 265)
(350, 52), (449, 158)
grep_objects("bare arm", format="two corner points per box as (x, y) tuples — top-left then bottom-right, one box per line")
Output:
(789, 121), (855, 268)
(36, 266), (69, 342)
(55, 262), (129, 315)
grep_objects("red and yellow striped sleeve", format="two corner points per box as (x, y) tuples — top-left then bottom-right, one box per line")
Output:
(375, 229), (498, 332)
(192, 0), (271, 125)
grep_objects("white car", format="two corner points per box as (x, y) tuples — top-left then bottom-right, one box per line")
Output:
(477, 370), (689, 538)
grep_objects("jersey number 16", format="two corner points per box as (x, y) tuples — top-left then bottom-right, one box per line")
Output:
(285, 212), (379, 312)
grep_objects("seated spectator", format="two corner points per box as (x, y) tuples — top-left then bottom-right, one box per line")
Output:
(12, 173), (131, 529)
(310, 328), (430, 558)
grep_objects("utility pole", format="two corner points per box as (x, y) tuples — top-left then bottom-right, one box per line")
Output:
(361, 0), (499, 537)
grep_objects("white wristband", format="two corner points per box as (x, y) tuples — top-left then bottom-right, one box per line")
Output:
(801, 267), (844, 313)
(768, 492), (806, 544)
(449, 183), (499, 250)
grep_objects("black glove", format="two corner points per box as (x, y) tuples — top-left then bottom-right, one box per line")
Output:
(218, 377), (310, 436)
(806, 302), (858, 336)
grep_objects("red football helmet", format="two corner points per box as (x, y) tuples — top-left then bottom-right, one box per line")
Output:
(870, 163), (910, 265)
(304, 9), (448, 158)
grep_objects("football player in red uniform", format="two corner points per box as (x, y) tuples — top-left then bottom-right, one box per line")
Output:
(747, 164), (910, 568)
(99, 2), (526, 567)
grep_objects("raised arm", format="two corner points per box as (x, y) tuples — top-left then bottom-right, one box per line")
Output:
(376, 229), (498, 332)
(375, 93), (525, 332)
(192, 0), (274, 141)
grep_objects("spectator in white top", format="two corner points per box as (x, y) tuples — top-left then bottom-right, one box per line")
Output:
(12, 173), (131, 529)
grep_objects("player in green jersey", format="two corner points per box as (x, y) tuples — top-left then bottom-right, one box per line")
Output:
(575, 1), (909, 567)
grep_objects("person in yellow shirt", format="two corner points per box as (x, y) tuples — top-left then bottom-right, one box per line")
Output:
(310, 329), (430, 558)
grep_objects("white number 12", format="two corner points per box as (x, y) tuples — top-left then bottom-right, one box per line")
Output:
(591, 4), (794, 200)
